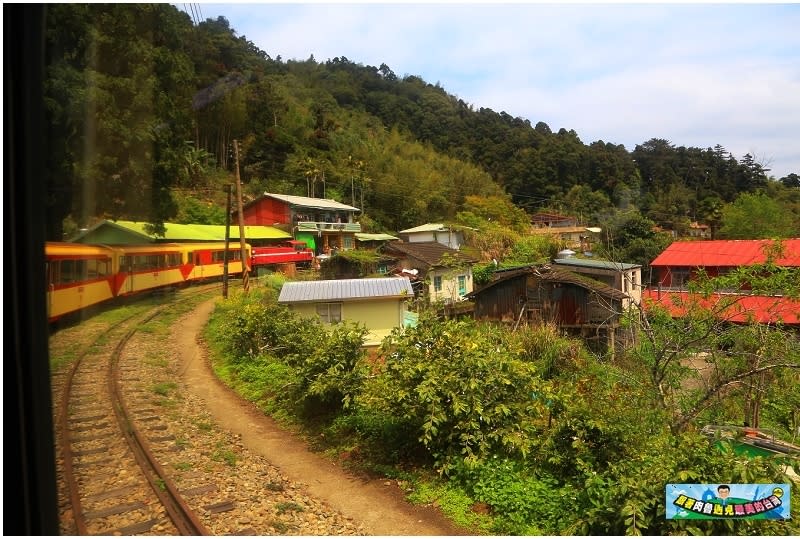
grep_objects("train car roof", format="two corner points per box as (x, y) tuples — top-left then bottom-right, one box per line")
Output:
(45, 242), (114, 257)
(71, 220), (290, 243)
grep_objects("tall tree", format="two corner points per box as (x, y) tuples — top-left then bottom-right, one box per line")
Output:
(43, 4), (195, 238)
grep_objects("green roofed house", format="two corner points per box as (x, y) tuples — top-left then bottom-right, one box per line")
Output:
(278, 276), (415, 347)
(552, 256), (642, 308)
(70, 219), (290, 245)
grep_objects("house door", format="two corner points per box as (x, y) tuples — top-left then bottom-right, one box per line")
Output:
(559, 290), (579, 325)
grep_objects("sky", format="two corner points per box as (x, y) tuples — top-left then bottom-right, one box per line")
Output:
(181, 2), (800, 179)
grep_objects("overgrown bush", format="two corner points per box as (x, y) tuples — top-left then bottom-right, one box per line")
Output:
(359, 314), (557, 473)
(207, 287), (799, 536)
(208, 289), (369, 420)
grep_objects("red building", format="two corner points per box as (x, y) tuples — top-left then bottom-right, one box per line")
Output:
(645, 238), (800, 326)
(649, 239), (800, 288)
(240, 192), (361, 255)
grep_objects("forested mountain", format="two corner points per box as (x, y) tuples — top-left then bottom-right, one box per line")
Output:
(42, 4), (800, 246)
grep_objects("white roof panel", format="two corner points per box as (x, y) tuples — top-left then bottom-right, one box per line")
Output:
(278, 277), (414, 303)
(264, 192), (360, 212)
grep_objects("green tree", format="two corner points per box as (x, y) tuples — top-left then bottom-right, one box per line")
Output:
(598, 210), (670, 276)
(718, 192), (795, 239)
(43, 4), (195, 238)
(460, 195), (531, 233)
(360, 315), (557, 473)
(628, 258), (800, 434)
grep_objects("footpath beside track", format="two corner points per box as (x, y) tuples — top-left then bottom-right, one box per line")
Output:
(175, 298), (473, 536)
(51, 291), (471, 535)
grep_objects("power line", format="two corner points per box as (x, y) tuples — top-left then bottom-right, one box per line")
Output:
(182, 4), (195, 25)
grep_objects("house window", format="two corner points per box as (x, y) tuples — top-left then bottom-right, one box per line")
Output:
(343, 236), (353, 249)
(670, 268), (690, 288)
(457, 275), (467, 296)
(377, 263), (388, 275)
(433, 275), (442, 292)
(316, 302), (342, 323)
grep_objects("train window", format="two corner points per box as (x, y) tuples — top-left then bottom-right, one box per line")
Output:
(212, 249), (240, 263)
(168, 253), (181, 267)
(86, 258), (106, 279)
(59, 259), (89, 284)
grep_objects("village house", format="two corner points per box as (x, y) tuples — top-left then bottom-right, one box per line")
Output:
(649, 239), (800, 289)
(530, 212), (578, 228)
(528, 213), (602, 252)
(687, 221), (711, 239)
(380, 241), (478, 304)
(467, 264), (631, 358)
(277, 276), (415, 347)
(551, 257), (642, 309)
(644, 238), (800, 326)
(239, 192), (361, 255)
(397, 223), (466, 250)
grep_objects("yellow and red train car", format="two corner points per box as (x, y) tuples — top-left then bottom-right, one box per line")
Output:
(111, 243), (188, 297)
(45, 242), (116, 321)
(46, 241), (252, 322)
(182, 242), (251, 282)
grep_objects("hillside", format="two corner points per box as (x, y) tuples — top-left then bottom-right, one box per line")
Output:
(43, 4), (800, 247)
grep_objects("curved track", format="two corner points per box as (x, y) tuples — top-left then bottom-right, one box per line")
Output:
(51, 281), (367, 536)
(56, 306), (211, 535)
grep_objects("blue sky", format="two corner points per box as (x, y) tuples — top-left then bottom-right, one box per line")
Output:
(181, 2), (800, 179)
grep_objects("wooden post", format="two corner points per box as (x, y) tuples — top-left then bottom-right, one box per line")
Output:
(222, 184), (232, 299)
(233, 140), (249, 293)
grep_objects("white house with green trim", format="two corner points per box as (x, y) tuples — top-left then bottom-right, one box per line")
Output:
(381, 241), (477, 303)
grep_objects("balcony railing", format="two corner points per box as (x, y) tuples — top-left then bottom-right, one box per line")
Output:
(296, 221), (361, 233)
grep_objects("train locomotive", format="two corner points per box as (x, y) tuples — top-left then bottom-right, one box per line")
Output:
(46, 241), (251, 322)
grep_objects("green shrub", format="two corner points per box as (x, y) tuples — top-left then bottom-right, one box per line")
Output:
(360, 314), (555, 473)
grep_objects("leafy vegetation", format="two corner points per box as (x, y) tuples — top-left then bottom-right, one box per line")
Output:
(205, 276), (799, 536)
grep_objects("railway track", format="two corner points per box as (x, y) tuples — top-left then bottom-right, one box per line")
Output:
(51, 283), (365, 536)
(56, 306), (212, 535)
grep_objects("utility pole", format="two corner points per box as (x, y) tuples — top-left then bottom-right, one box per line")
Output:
(233, 140), (249, 293)
(222, 184), (232, 299)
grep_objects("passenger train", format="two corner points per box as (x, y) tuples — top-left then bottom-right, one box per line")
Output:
(45, 241), (252, 322)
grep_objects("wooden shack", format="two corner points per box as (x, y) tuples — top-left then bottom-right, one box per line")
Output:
(468, 265), (631, 358)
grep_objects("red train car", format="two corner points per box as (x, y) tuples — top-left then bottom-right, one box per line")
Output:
(251, 240), (313, 272)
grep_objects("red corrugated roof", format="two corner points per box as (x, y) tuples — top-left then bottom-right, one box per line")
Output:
(643, 289), (800, 325)
(650, 239), (800, 267)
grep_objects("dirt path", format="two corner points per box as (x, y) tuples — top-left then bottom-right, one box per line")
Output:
(175, 299), (473, 536)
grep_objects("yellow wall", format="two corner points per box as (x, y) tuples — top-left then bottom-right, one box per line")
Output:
(288, 298), (406, 346)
